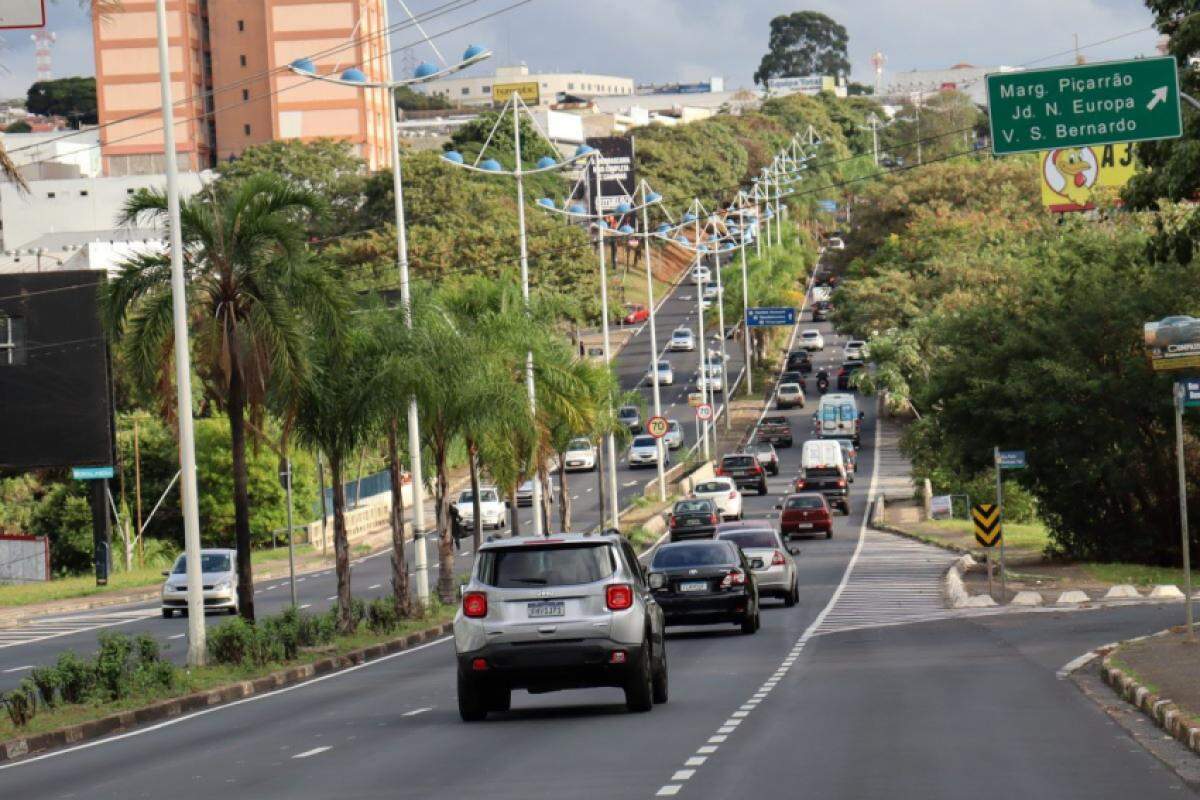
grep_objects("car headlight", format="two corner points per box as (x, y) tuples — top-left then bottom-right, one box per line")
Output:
(214, 581), (232, 592)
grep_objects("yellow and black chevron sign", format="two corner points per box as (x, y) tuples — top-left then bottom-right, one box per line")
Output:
(972, 503), (1002, 547)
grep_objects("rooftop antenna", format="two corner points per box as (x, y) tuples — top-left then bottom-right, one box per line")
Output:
(31, 31), (55, 82)
(870, 50), (886, 95)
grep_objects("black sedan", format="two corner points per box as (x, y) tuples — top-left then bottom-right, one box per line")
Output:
(785, 350), (812, 374)
(647, 540), (760, 634)
(667, 498), (719, 542)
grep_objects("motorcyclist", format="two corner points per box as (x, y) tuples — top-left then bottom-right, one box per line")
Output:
(815, 368), (830, 394)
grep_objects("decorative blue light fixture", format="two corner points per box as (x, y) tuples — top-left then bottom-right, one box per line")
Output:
(646, 192), (662, 203)
(480, 159), (503, 172)
(656, 223), (672, 234)
(290, 57), (316, 75)
(595, 220), (609, 230)
(575, 144), (595, 157)
(340, 68), (368, 84)
(463, 44), (487, 61)
(536, 156), (557, 169)
(442, 151), (465, 164)
(567, 202), (587, 215)
(683, 212), (697, 223)
(537, 198), (555, 209)
(616, 202), (633, 214)
(618, 224), (635, 235)
(675, 236), (689, 245)
(414, 62), (439, 79)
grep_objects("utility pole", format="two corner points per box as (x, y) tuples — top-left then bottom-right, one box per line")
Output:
(994, 446), (1007, 601)
(1173, 383), (1196, 641)
(154, 0), (205, 665)
(133, 417), (143, 567)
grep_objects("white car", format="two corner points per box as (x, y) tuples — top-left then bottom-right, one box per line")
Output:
(844, 340), (867, 360)
(692, 477), (742, 521)
(800, 329), (825, 351)
(670, 327), (696, 351)
(702, 284), (721, 308)
(826, 237), (845, 251)
(455, 486), (507, 531)
(646, 359), (674, 386)
(628, 434), (669, 468)
(563, 437), (597, 471)
(665, 419), (684, 450)
(776, 382), (806, 409)
(692, 265), (711, 284)
(698, 372), (724, 394)
(161, 548), (238, 617)
(812, 286), (832, 303)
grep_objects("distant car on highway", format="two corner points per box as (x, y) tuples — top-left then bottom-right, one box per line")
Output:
(698, 372), (723, 394)
(837, 360), (865, 391)
(669, 327), (696, 351)
(750, 441), (780, 476)
(161, 548), (238, 617)
(618, 405), (643, 433)
(628, 434), (668, 468)
(563, 437), (597, 472)
(844, 340), (867, 361)
(692, 265), (711, 284)
(691, 476), (743, 521)
(648, 540), (760, 633)
(622, 303), (650, 325)
(665, 419), (684, 450)
(716, 527), (799, 606)
(777, 492), (834, 539)
(758, 415), (794, 448)
(454, 532), (668, 720)
(455, 486), (508, 530)
(667, 498), (720, 541)
(776, 382), (805, 410)
(800, 329), (825, 351)
(825, 237), (845, 251)
(786, 350), (813, 373)
(716, 453), (768, 495)
(645, 359), (674, 386)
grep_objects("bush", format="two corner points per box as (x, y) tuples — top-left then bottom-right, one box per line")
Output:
(207, 617), (258, 666)
(3, 680), (38, 727)
(55, 651), (96, 704)
(366, 598), (398, 635)
(95, 632), (136, 699)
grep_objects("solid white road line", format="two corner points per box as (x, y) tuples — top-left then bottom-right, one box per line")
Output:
(1, 666), (34, 673)
(299, 604), (312, 610)
(401, 707), (432, 716)
(292, 746), (331, 759)
(167, 634), (185, 640)
(368, 584), (381, 590)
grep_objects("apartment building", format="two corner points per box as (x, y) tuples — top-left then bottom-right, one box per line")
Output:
(92, 0), (394, 176)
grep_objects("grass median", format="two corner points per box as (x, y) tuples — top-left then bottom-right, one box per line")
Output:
(1, 600), (455, 742)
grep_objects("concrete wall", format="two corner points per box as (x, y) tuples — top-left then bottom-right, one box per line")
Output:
(0, 534), (49, 583)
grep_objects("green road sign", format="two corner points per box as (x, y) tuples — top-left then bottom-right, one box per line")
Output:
(987, 56), (1182, 155)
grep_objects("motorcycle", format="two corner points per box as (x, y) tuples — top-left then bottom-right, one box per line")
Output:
(815, 371), (830, 395)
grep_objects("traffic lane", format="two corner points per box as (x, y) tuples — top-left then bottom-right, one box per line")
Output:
(0, 435), (872, 800)
(690, 613), (1193, 800)
(0, 536), (474, 691)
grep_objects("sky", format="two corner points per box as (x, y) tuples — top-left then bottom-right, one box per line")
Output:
(0, 0), (1164, 100)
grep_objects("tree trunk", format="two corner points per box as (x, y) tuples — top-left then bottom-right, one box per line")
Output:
(508, 486), (521, 538)
(557, 451), (571, 532)
(330, 457), (353, 634)
(467, 440), (482, 552)
(386, 420), (412, 619)
(539, 460), (553, 535)
(434, 438), (454, 603)
(226, 351), (256, 622)
(596, 443), (607, 527)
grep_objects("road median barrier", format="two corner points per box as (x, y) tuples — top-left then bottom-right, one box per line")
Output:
(1100, 629), (1200, 760)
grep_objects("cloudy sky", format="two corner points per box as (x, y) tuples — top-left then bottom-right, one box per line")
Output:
(0, 0), (1163, 99)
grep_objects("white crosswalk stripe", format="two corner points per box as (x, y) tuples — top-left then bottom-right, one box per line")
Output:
(0, 609), (160, 649)
(815, 532), (959, 636)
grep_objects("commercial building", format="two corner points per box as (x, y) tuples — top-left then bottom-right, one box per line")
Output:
(420, 64), (634, 108)
(881, 63), (1020, 105)
(91, 0), (394, 176)
(0, 129), (103, 180)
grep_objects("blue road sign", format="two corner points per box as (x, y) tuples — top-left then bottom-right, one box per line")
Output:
(996, 451), (1026, 470)
(72, 466), (114, 480)
(1178, 377), (1200, 408)
(816, 200), (837, 213)
(746, 307), (796, 327)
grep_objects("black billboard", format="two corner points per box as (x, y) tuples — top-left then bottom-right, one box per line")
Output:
(588, 136), (635, 214)
(0, 270), (115, 471)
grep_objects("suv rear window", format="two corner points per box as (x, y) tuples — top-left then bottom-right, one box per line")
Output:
(632, 436), (656, 447)
(787, 496), (826, 509)
(694, 481), (731, 493)
(719, 531), (777, 549)
(721, 456), (756, 468)
(763, 416), (788, 426)
(651, 543), (735, 569)
(478, 544), (614, 588)
(804, 467), (842, 479)
(674, 499), (713, 513)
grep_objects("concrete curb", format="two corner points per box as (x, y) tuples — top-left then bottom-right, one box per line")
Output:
(1101, 630), (1200, 760)
(0, 620), (454, 765)
(874, 522), (971, 556)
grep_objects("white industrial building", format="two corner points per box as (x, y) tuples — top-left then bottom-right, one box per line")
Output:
(420, 64), (635, 108)
(881, 63), (1021, 105)
(0, 128), (103, 181)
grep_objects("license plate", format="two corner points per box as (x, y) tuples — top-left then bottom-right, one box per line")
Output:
(684, 518), (698, 526)
(679, 581), (708, 593)
(795, 523), (813, 529)
(527, 601), (565, 618)
(751, 558), (764, 569)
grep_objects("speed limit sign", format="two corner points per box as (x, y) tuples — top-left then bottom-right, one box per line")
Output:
(646, 416), (669, 438)
(696, 403), (713, 421)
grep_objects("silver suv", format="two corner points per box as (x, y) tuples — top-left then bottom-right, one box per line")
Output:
(454, 533), (668, 721)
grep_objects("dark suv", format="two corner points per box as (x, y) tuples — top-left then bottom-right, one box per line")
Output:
(454, 533), (668, 720)
(716, 453), (769, 495)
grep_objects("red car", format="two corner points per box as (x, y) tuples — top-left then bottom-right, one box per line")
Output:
(777, 492), (833, 539)
(622, 304), (649, 325)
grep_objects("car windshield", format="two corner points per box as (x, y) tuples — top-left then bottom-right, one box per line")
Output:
(669, 421), (681, 432)
(722, 456), (755, 468)
(632, 436), (656, 447)
(694, 481), (731, 494)
(780, 384), (801, 393)
(787, 496), (826, 510)
(619, 407), (638, 418)
(479, 544), (614, 587)
(651, 543), (734, 569)
(674, 499), (713, 514)
(763, 416), (787, 426)
(673, 330), (690, 338)
(172, 553), (230, 574)
(720, 531), (777, 549)
(567, 438), (591, 451)
(657, 361), (670, 370)
(459, 489), (498, 503)
(802, 331), (819, 339)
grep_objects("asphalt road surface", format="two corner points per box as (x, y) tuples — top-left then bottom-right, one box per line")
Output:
(2, 261), (1197, 798)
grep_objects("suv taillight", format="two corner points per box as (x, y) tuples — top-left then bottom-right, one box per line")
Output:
(772, 550), (786, 566)
(720, 569), (747, 588)
(606, 584), (634, 610)
(836, 479), (846, 487)
(669, 515), (677, 527)
(463, 591), (487, 618)
(794, 479), (806, 490)
(715, 466), (726, 476)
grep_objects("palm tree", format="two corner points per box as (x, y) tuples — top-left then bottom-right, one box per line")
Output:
(101, 174), (335, 621)
(290, 322), (379, 633)
(543, 358), (612, 532)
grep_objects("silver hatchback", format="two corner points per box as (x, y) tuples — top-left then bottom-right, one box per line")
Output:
(454, 533), (668, 720)
(715, 527), (799, 607)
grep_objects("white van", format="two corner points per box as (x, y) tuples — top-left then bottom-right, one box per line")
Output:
(801, 439), (845, 472)
(816, 393), (862, 446)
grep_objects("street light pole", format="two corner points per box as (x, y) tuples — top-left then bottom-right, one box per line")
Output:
(1174, 383), (1196, 641)
(738, 208), (753, 396)
(693, 207), (712, 461)
(593, 166), (620, 529)
(154, 0), (205, 665)
(640, 182), (668, 501)
(712, 227), (732, 431)
(511, 94), (545, 537)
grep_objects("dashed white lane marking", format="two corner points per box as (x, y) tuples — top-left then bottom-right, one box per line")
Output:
(299, 604), (312, 610)
(368, 584), (381, 590)
(402, 707), (432, 716)
(2, 666), (34, 673)
(327, 596), (337, 601)
(0, 608), (159, 650)
(292, 746), (331, 759)
(168, 633), (185, 640)
(650, 393), (880, 799)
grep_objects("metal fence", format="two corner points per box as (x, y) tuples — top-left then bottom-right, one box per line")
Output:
(0, 533), (49, 583)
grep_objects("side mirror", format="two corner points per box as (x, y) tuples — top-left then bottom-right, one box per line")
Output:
(859, 411), (865, 419)
(505, 500), (512, 508)
(774, 504), (783, 510)
(648, 573), (666, 589)
(788, 546), (801, 556)
(161, 570), (170, 577)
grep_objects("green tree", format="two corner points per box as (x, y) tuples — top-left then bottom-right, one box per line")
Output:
(881, 90), (983, 166)
(753, 11), (851, 87)
(102, 174), (341, 621)
(395, 85), (452, 111)
(25, 77), (97, 126)
(4, 120), (31, 134)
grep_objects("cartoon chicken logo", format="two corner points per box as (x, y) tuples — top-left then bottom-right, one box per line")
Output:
(1043, 147), (1099, 210)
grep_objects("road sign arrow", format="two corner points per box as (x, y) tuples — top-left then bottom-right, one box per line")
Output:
(1148, 85), (1168, 110)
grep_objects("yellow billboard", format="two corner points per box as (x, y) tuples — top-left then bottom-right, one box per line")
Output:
(493, 81), (540, 106)
(1040, 142), (1136, 213)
